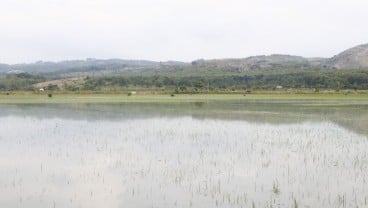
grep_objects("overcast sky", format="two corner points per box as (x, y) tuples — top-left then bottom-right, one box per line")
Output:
(0, 0), (367, 64)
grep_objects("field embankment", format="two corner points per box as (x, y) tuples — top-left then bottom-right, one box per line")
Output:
(1, 93), (368, 104)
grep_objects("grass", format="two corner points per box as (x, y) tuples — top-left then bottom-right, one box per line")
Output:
(272, 181), (280, 195)
(0, 92), (368, 104)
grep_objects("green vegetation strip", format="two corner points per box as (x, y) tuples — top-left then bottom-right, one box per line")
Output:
(1, 93), (368, 104)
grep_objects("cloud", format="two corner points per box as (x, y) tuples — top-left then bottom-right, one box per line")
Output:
(0, 0), (367, 63)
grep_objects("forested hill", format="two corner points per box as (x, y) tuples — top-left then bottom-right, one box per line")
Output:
(0, 43), (368, 78)
(0, 43), (368, 91)
(0, 59), (164, 76)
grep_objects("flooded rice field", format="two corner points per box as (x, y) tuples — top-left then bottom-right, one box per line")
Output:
(0, 102), (367, 208)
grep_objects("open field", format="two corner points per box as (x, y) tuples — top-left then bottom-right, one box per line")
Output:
(1, 92), (368, 104)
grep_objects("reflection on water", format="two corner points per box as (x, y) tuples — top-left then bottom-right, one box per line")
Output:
(0, 102), (367, 208)
(1, 101), (367, 135)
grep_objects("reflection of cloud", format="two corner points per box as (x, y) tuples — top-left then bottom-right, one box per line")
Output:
(0, 116), (367, 207)
(0, 119), (124, 208)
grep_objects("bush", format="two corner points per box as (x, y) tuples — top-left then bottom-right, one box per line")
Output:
(48, 93), (52, 98)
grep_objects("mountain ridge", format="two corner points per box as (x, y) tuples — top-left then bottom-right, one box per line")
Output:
(1, 43), (368, 77)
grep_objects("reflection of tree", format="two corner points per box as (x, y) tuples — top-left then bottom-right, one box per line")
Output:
(194, 102), (205, 108)
(1, 102), (367, 136)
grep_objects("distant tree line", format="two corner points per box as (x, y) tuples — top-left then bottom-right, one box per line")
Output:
(0, 73), (45, 91)
(1, 70), (367, 91)
(81, 70), (368, 91)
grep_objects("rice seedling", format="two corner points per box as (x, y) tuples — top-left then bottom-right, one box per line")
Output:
(0, 103), (367, 208)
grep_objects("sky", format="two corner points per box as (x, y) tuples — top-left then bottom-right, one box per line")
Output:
(0, 0), (368, 64)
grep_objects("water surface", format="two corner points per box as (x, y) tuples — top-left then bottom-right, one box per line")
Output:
(0, 101), (367, 208)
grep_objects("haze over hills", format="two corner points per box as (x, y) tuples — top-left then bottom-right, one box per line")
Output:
(0, 43), (368, 78)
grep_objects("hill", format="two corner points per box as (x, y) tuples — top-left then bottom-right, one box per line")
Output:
(0, 59), (162, 77)
(191, 55), (311, 72)
(1, 43), (368, 78)
(326, 44), (368, 69)
(0, 43), (368, 91)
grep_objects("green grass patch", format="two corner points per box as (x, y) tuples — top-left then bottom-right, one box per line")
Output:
(1, 93), (368, 104)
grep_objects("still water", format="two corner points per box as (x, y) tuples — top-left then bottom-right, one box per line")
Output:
(0, 101), (367, 208)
